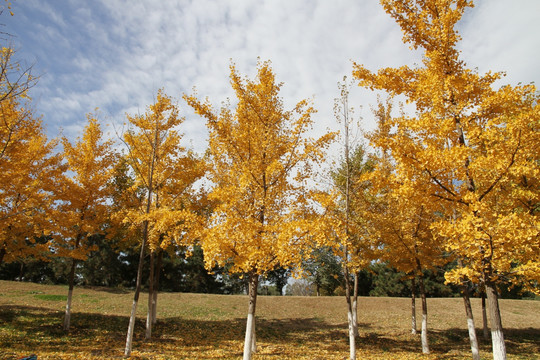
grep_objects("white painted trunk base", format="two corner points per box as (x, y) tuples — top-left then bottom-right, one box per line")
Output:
(466, 318), (480, 360)
(421, 314), (429, 354)
(352, 298), (358, 337)
(63, 288), (73, 331)
(146, 291), (155, 339)
(347, 308), (356, 360)
(486, 282), (507, 360)
(124, 300), (138, 357)
(243, 312), (255, 360)
(491, 329), (506, 360)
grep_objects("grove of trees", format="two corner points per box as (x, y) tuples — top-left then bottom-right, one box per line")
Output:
(0, 1), (537, 360)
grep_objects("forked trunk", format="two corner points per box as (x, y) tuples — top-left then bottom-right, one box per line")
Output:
(462, 284), (480, 360)
(242, 273), (259, 360)
(63, 258), (77, 331)
(486, 281), (506, 360)
(124, 221), (148, 358)
(482, 290), (489, 341)
(411, 275), (417, 335)
(418, 271), (430, 354)
(125, 117), (157, 357)
(146, 250), (155, 339)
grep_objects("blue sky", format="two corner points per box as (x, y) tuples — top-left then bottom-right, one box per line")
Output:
(3, 0), (540, 156)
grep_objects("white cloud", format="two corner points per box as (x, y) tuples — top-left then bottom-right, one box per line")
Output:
(3, 0), (539, 156)
(458, 0), (540, 86)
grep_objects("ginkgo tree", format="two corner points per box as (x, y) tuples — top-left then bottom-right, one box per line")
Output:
(317, 77), (376, 360)
(365, 153), (445, 355)
(354, 1), (539, 359)
(120, 90), (205, 357)
(185, 60), (334, 360)
(0, 16), (56, 269)
(362, 98), (456, 355)
(53, 116), (117, 331)
(0, 46), (37, 105)
(0, 96), (60, 267)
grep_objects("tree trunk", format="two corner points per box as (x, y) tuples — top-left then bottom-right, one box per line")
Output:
(63, 257), (77, 331)
(352, 272), (359, 338)
(344, 267), (356, 360)
(124, 221), (148, 358)
(417, 270), (430, 354)
(486, 281), (506, 360)
(125, 112), (158, 357)
(0, 246), (6, 266)
(462, 284), (480, 360)
(411, 275), (417, 335)
(152, 249), (163, 325)
(243, 273), (259, 360)
(145, 250), (155, 340)
(482, 290), (489, 341)
(18, 261), (24, 281)
(251, 314), (257, 353)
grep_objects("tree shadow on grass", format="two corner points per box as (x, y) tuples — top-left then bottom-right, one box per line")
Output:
(0, 305), (361, 358)
(426, 327), (540, 358)
(81, 285), (131, 294)
(1, 305), (538, 359)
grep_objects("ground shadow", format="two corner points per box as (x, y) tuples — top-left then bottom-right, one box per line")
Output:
(427, 327), (540, 357)
(1, 304), (538, 359)
(81, 285), (131, 294)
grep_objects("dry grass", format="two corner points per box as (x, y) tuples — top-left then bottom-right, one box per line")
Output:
(0, 280), (538, 359)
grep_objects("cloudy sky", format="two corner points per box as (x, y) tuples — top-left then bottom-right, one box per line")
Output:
(4, 0), (540, 156)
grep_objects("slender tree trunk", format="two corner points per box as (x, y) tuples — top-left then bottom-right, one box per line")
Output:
(0, 246), (5, 265)
(411, 275), (417, 335)
(462, 283), (480, 360)
(251, 314), (257, 353)
(344, 265), (356, 360)
(243, 273), (259, 360)
(486, 281), (506, 360)
(124, 221), (149, 358)
(417, 270), (430, 354)
(124, 97), (158, 358)
(145, 250), (155, 340)
(482, 290), (489, 341)
(63, 257), (77, 331)
(352, 272), (359, 337)
(152, 249), (163, 325)
(18, 261), (24, 281)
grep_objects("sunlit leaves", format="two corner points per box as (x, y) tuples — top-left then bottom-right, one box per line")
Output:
(52, 116), (116, 260)
(120, 89), (205, 252)
(185, 60), (334, 276)
(0, 97), (60, 264)
(354, 0), (539, 295)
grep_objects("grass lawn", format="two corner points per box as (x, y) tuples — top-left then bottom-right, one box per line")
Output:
(0, 280), (538, 359)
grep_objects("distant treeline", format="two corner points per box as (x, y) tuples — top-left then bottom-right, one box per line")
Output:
(0, 236), (533, 299)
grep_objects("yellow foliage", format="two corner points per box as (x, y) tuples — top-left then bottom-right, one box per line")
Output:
(185, 60), (334, 275)
(354, 0), (539, 292)
(52, 116), (116, 260)
(120, 90), (205, 254)
(0, 97), (61, 263)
